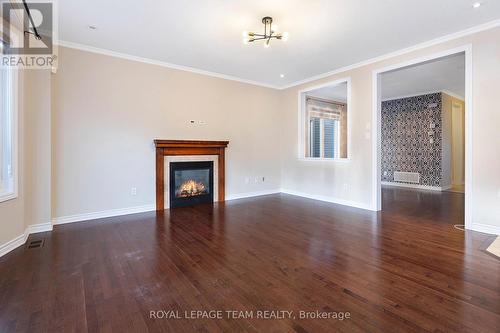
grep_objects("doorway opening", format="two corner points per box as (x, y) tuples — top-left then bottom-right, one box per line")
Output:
(372, 46), (471, 229)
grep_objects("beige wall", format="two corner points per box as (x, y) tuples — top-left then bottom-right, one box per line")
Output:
(442, 93), (465, 188)
(280, 27), (500, 232)
(2, 25), (500, 248)
(52, 47), (282, 219)
(452, 99), (465, 185)
(24, 69), (51, 228)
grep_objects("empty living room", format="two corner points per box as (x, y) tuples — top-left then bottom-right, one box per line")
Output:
(1, 1), (500, 332)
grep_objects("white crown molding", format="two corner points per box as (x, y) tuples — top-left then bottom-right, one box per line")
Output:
(381, 90), (465, 102)
(441, 90), (465, 101)
(0, 222), (53, 258)
(280, 188), (375, 211)
(56, 40), (281, 90)
(381, 90), (444, 102)
(56, 18), (500, 91)
(281, 18), (500, 90)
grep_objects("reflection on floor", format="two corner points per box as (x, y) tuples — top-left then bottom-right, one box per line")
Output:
(0, 188), (498, 332)
(445, 184), (465, 193)
(381, 185), (464, 225)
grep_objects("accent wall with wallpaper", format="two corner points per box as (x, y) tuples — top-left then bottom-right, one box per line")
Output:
(381, 92), (464, 189)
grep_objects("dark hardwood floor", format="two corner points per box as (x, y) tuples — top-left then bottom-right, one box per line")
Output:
(1, 188), (499, 332)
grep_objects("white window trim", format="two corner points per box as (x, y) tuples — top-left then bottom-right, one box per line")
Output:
(0, 68), (18, 203)
(298, 77), (352, 162)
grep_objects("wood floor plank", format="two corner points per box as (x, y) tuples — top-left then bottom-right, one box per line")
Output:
(0, 187), (499, 332)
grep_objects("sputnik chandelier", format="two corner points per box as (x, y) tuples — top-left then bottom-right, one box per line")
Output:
(242, 17), (288, 47)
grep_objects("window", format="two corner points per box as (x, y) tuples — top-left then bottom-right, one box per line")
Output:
(300, 80), (349, 159)
(0, 65), (16, 202)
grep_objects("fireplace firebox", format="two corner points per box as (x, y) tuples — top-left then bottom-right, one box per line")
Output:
(169, 161), (214, 208)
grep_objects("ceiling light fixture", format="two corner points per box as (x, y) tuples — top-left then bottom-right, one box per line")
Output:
(472, 2), (481, 8)
(243, 17), (288, 47)
(280, 74), (285, 78)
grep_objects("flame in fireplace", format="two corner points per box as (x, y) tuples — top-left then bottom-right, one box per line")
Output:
(176, 179), (207, 197)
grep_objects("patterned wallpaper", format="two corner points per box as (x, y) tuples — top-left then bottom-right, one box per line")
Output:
(381, 93), (442, 187)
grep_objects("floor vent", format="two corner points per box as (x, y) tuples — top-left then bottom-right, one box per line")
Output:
(394, 171), (420, 184)
(26, 239), (45, 249)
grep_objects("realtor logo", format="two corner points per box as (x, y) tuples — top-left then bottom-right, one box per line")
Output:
(1, 1), (56, 68)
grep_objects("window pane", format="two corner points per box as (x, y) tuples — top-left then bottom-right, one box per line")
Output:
(303, 81), (348, 159)
(310, 118), (320, 158)
(0, 66), (14, 198)
(324, 119), (336, 158)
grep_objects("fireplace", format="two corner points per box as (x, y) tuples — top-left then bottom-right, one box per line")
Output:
(169, 161), (214, 208)
(154, 140), (229, 210)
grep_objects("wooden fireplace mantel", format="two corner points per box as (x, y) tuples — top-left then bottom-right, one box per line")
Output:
(154, 140), (229, 210)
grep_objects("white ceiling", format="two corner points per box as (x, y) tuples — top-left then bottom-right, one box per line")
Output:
(307, 82), (347, 103)
(381, 52), (465, 100)
(58, 0), (500, 88)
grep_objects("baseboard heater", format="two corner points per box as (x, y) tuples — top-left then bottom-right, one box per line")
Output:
(393, 171), (420, 184)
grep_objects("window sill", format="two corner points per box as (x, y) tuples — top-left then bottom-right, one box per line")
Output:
(0, 190), (17, 203)
(298, 157), (351, 163)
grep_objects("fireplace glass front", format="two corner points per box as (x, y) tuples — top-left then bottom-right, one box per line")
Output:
(169, 161), (214, 208)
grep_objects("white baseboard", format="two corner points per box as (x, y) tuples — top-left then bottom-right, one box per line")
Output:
(27, 222), (53, 234)
(469, 223), (500, 235)
(0, 222), (53, 258)
(281, 188), (375, 211)
(382, 181), (443, 191)
(225, 189), (281, 201)
(52, 204), (156, 225)
(51, 191), (283, 226)
(3, 193), (500, 258)
(0, 234), (27, 257)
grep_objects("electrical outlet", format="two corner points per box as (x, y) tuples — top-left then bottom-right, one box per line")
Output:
(430, 138), (434, 144)
(383, 171), (388, 177)
(254, 177), (258, 183)
(245, 177), (249, 184)
(343, 183), (349, 192)
(131, 187), (137, 196)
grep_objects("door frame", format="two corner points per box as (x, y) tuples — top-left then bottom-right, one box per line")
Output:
(371, 45), (472, 230)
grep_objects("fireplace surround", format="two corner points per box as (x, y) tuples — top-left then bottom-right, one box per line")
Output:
(154, 140), (229, 210)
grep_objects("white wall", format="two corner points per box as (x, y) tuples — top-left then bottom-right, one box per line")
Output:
(280, 27), (500, 234)
(51, 47), (282, 219)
